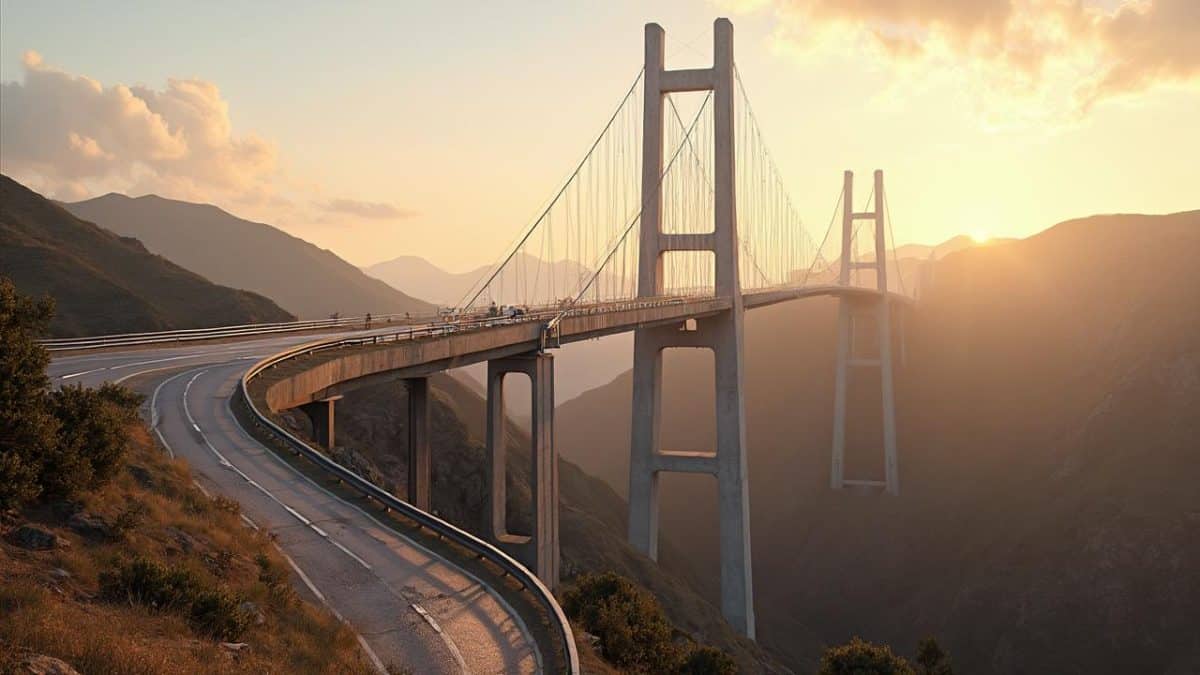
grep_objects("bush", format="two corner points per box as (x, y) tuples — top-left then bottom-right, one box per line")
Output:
(1, 279), (144, 506)
(100, 555), (252, 641)
(188, 587), (252, 640)
(43, 383), (143, 499)
(680, 645), (738, 675)
(257, 552), (295, 606)
(0, 277), (57, 507)
(100, 556), (201, 611)
(562, 572), (682, 673)
(818, 636), (916, 675)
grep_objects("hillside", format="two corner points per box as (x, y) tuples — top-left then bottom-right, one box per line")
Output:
(0, 176), (293, 337)
(65, 193), (433, 319)
(0, 417), (374, 673)
(556, 211), (1200, 673)
(276, 372), (787, 674)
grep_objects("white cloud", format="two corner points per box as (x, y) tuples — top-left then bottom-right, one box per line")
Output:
(0, 51), (275, 201)
(733, 0), (1200, 119)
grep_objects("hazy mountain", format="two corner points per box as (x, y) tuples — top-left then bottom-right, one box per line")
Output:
(65, 193), (433, 319)
(0, 175), (293, 337)
(556, 210), (1200, 673)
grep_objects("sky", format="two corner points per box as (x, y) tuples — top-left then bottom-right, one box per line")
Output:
(2, 0), (1197, 272)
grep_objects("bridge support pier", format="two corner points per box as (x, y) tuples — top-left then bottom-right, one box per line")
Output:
(299, 395), (341, 450)
(406, 378), (431, 511)
(629, 18), (755, 638)
(485, 353), (559, 590)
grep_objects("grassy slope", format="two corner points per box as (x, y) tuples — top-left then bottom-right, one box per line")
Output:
(0, 175), (294, 337)
(0, 421), (373, 674)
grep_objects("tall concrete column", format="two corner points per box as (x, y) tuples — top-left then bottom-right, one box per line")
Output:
(831, 171), (854, 488)
(299, 395), (341, 450)
(486, 353), (559, 589)
(629, 18), (755, 638)
(830, 170), (899, 495)
(406, 377), (431, 511)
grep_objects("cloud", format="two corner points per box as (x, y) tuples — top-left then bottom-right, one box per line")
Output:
(319, 198), (417, 221)
(735, 0), (1200, 116)
(0, 51), (276, 201)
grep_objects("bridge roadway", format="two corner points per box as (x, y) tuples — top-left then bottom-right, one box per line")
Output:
(254, 286), (908, 411)
(48, 329), (540, 675)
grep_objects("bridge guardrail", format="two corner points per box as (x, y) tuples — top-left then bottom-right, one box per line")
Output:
(237, 319), (584, 675)
(39, 312), (434, 351)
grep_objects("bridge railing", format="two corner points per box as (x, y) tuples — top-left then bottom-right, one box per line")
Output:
(39, 312), (436, 351)
(237, 326), (581, 675)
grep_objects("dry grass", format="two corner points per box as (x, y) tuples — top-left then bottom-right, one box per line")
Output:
(0, 422), (375, 674)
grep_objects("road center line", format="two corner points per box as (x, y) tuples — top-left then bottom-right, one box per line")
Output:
(180, 369), (371, 570)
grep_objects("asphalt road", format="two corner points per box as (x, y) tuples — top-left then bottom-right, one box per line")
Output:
(49, 331), (540, 675)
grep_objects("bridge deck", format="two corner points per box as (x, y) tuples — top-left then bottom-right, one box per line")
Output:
(251, 286), (910, 412)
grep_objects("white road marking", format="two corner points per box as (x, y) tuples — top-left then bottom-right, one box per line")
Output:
(275, 545), (387, 674)
(224, 387), (532, 675)
(181, 370), (371, 570)
(149, 366), (211, 458)
(60, 367), (105, 380)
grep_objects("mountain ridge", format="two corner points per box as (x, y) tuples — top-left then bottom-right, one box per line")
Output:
(0, 175), (294, 337)
(64, 192), (434, 320)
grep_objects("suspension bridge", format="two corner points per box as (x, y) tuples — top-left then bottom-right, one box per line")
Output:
(242, 18), (915, 645)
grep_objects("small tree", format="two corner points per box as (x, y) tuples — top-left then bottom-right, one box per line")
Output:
(818, 636), (916, 675)
(915, 637), (954, 675)
(0, 277), (58, 507)
(1, 277), (143, 506)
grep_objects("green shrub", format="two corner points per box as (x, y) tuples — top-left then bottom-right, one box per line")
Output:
(100, 556), (252, 641)
(0, 277), (57, 507)
(818, 636), (916, 675)
(256, 552), (295, 606)
(680, 645), (738, 675)
(43, 383), (143, 499)
(112, 500), (149, 539)
(2, 278), (145, 506)
(188, 587), (252, 641)
(100, 556), (201, 611)
(562, 572), (682, 673)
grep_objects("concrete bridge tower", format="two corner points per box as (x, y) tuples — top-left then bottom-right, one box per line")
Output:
(830, 170), (900, 495)
(628, 18), (755, 638)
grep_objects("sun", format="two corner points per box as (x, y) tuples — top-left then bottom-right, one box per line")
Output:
(970, 230), (991, 244)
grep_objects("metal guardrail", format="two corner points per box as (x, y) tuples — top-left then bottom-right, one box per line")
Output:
(238, 321), (582, 674)
(39, 312), (434, 351)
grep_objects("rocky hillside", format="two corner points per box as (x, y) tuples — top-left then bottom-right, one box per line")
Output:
(555, 211), (1200, 673)
(278, 372), (786, 674)
(1, 175), (293, 337)
(66, 192), (433, 320)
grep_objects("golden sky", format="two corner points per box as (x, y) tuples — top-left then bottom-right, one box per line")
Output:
(2, 0), (1196, 271)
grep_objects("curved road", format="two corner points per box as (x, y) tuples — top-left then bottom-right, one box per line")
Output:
(49, 331), (540, 675)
